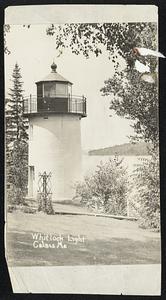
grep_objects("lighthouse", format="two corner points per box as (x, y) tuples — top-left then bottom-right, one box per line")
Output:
(24, 63), (87, 201)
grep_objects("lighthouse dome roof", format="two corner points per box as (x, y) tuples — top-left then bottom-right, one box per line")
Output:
(36, 63), (73, 85)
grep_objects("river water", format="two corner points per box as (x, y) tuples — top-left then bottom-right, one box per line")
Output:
(82, 154), (150, 177)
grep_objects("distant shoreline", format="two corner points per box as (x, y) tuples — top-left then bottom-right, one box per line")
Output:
(88, 142), (150, 156)
(88, 153), (150, 156)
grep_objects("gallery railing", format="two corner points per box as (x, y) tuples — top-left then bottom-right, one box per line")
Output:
(23, 95), (87, 117)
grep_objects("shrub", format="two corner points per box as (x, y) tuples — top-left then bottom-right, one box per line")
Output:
(132, 154), (160, 231)
(75, 156), (128, 215)
(21, 206), (37, 214)
(7, 204), (16, 213)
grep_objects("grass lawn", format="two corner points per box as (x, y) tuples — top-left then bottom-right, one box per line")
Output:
(6, 211), (160, 266)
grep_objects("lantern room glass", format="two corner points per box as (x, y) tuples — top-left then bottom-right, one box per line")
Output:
(43, 82), (69, 98)
(44, 82), (56, 97)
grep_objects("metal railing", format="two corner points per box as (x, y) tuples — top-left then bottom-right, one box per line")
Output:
(23, 95), (87, 117)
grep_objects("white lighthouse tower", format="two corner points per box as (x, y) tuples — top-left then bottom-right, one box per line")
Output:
(24, 63), (87, 201)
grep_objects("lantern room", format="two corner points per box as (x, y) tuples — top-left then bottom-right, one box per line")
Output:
(23, 63), (86, 117)
(36, 62), (72, 113)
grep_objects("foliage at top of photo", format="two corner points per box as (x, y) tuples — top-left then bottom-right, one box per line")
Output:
(46, 23), (157, 68)
(46, 23), (158, 147)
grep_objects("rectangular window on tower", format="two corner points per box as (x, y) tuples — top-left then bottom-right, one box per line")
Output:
(29, 166), (35, 197)
(29, 124), (33, 141)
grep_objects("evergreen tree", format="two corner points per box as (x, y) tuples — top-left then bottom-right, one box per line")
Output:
(7, 63), (28, 144)
(6, 63), (29, 206)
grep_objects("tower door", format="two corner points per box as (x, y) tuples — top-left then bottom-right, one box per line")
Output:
(28, 166), (35, 197)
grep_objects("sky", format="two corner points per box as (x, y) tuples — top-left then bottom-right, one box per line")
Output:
(5, 24), (135, 150)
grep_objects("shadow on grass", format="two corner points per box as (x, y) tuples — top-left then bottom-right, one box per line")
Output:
(6, 230), (160, 266)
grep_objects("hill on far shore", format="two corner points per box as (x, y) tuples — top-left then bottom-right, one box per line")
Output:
(88, 142), (150, 156)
